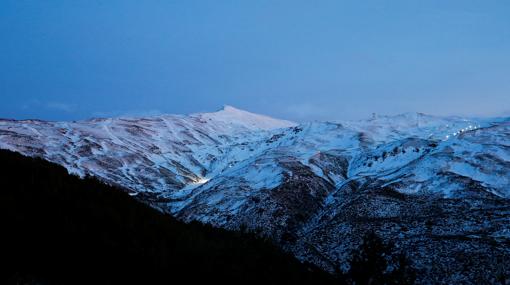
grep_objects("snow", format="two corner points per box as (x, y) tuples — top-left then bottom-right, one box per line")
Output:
(0, 107), (509, 207)
(197, 105), (297, 131)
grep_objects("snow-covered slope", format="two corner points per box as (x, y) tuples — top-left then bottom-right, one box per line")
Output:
(0, 107), (508, 284)
(0, 106), (295, 206)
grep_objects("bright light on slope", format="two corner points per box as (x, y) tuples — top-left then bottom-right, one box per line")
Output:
(193, 178), (210, 185)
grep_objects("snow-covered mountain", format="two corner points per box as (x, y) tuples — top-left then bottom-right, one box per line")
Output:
(0, 106), (296, 206)
(1, 106), (509, 284)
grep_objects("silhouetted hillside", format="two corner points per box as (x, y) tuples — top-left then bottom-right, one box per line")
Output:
(0, 150), (337, 284)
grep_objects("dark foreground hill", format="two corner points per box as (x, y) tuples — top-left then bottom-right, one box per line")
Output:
(0, 150), (336, 284)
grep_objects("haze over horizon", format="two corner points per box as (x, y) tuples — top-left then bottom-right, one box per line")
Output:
(1, 1), (509, 122)
(2, 104), (509, 125)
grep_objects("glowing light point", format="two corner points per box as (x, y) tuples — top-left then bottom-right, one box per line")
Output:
(194, 178), (210, 185)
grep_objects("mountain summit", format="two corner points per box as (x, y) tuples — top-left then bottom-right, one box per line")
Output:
(196, 105), (297, 130)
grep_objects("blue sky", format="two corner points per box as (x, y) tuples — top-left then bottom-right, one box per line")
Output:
(1, 0), (509, 122)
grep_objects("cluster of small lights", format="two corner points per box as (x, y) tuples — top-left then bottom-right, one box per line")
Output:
(444, 124), (480, 140)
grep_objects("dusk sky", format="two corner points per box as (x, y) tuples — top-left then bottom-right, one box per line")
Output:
(1, 0), (509, 122)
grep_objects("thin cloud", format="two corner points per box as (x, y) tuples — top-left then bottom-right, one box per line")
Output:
(91, 109), (164, 119)
(284, 103), (337, 122)
(20, 100), (76, 113)
(46, 102), (75, 113)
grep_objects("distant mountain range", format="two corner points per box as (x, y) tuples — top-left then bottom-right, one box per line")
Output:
(1, 106), (509, 284)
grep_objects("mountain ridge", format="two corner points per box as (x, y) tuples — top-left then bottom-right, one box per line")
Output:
(0, 106), (509, 284)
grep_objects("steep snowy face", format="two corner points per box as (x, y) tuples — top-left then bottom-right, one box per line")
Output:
(0, 109), (509, 284)
(344, 118), (510, 198)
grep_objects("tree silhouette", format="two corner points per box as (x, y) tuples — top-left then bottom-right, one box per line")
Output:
(347, 232), (415, 285)
(0, 149), (338, 284)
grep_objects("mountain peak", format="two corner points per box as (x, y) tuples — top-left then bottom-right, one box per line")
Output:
(221, 105), (243, 113)
(198, 105), (296, 131)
